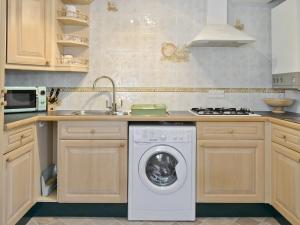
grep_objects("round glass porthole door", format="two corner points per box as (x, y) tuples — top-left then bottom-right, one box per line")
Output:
(139, 145), (187, 194)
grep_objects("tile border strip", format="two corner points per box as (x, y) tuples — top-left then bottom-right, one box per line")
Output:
(48, 87), (285, 94)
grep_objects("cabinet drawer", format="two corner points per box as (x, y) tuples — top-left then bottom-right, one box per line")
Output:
(272, 124), (300, 153)
(197, 122), (265, 140)
(59, 121), (128, 140)
(5, 125), (34, 153)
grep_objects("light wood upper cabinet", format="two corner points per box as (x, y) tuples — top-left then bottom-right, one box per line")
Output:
(58, 140), (127, 203)
(272, 0), (300, 75)
(7, 0), (51, 66)
(272, 142), (300, 225)
(3, 142), (35, 225)
(197, 140), (265, 203)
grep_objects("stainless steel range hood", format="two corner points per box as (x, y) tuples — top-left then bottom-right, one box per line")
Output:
(189, 0), (255, 47)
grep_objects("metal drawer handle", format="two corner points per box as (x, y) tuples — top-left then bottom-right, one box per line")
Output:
(282, 135), (287, 140)
(120, 143), (125, 148)
(90, 129), (96, 134)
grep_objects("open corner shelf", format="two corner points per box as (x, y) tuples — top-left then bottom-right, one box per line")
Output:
(61, 0), (94, 4)
(57, 40), (88, 47)
(57, 17), (89, 26)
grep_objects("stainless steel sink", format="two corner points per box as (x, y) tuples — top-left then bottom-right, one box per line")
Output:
(69, 110), (128, 116)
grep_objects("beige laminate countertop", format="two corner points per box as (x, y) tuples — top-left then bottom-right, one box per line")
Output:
(4, 110), (300, 130)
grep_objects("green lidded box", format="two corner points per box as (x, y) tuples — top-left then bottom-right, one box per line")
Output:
(131, 104), (167, 116)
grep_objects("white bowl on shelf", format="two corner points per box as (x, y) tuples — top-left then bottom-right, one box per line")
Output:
(263, 98), (295, 113)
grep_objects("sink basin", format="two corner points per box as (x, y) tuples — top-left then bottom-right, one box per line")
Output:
(69, 110), (128, 116)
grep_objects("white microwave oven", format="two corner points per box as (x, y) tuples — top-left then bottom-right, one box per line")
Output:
(4, 87), (47, 114)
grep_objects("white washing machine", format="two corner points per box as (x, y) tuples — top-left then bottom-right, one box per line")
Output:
(128, 123), (196, 221)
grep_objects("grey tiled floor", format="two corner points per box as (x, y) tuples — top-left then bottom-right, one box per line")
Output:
(26, 217), (280, 225)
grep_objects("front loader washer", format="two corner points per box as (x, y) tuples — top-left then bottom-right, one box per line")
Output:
(128, 123), (196, 221)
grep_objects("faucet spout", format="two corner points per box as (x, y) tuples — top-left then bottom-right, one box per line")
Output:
(93, 76), (117, 113)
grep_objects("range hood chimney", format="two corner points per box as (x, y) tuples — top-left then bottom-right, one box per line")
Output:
(189, 0), (255, 47)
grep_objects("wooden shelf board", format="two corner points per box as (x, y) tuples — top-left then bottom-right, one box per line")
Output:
(57, 40), (88, 47)
(57, 17), (88, 26)
(5, 64), (88, 73)
(61, 0), (94, 4)
(55, 64), (89, 72)
(37, 190), (57, 202)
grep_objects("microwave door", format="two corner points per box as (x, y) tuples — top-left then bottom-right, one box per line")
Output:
(5, 90), (37, 113)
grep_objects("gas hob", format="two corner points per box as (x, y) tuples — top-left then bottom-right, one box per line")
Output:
(190, 108), (260, 116)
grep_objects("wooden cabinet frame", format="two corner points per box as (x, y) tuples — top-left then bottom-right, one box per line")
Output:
(7, 0), (53, 66)
(58, 139), (128, 203)
(197, 140), (265, 203)
(3, 142), (35, 225)
(272, 142), (300, 225)
(0, 0), (6, 224)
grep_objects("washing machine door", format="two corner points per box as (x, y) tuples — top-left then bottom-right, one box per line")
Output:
(139, 145), (187, 194)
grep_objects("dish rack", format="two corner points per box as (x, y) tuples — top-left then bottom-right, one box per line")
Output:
(57, 34), (88, 45)
(57, 8), (89, 22)
(57, 56), (88, 67)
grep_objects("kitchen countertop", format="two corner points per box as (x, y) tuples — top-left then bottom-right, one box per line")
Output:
(4, 110), (300, 130)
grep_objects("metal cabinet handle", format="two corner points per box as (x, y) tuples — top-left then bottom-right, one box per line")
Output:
(119, 143), (125, 148)
(0, 101), (7, 106)
(45, 61), (50, 66)
(282, 135), (287, 141)
(90, 129), (96, 134)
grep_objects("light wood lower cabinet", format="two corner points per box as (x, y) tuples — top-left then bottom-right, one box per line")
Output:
(272, 142), (300, 225)
(3, 142), (34, 225)
(197, 140), (265, 203)
(58, 140), (127, 203)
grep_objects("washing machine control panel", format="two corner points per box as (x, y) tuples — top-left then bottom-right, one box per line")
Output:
(134, 128), (192, 143)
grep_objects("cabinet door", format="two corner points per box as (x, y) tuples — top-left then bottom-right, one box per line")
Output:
(3, 142), (34, 225)
(0, 1), (5, 224)
(197, 140), (265, 203)
(7, 0), (50, 66)
(58, 140), (127, 203)
(272, 142), (300, 225)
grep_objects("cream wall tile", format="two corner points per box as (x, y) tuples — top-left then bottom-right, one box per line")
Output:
(5, 0), (276, 110)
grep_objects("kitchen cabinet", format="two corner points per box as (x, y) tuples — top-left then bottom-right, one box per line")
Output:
(196, 122), (265, 203)
(272, 142), (300, 225)
(3, 141), (35, 225)
(0, 0), (6, 224)
(58, 121), (128, 203)
(7, 0), (52, 66)
(271, 124), (300, 225)
(197, 140), (265, 203)
(272, 0), (300, 75)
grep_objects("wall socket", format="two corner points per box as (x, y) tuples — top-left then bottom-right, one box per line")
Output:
(208, 90), (225, 98)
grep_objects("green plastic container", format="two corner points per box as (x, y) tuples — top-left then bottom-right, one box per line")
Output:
(131, 104), (167, 116)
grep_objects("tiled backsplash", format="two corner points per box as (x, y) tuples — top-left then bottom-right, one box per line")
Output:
(285, 90), (300, 113)
(5, 0), (283, 111)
